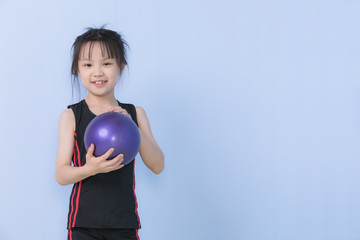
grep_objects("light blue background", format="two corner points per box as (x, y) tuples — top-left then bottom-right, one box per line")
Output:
(1, 0), (359, 239)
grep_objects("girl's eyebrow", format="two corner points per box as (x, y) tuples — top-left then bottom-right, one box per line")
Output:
(102, 57), (115, 60)
(79, 57), (114, 61)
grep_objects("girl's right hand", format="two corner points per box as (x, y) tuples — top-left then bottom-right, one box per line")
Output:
(85, 144), (124, 176)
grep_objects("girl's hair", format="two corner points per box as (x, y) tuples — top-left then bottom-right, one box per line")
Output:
(70, 27), (129, 99)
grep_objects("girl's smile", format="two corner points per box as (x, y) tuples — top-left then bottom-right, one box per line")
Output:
(91, 80), (108, 86)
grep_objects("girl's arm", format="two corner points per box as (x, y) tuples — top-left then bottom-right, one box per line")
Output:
(136, 107), (165, 174)
(55, 109), (124, 186)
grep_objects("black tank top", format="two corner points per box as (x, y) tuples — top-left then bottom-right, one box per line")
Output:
(66, 100), (141, 230)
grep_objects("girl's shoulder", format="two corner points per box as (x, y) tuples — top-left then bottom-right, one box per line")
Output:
(59, 108), (75, 121)
(134, 106), (150, 127)
(135, 106), (146, 116)
(58, 108), (76, 132)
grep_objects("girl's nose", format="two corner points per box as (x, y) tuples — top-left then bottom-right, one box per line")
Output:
(93, 66), (104, 77)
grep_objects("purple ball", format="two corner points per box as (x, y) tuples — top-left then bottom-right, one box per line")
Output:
(84, 111), (141, 165)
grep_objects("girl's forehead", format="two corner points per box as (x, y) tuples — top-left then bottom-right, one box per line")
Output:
(79, 41), (112, 59)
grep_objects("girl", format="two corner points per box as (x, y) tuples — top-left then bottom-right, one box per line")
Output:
(56, 27), (164, 240)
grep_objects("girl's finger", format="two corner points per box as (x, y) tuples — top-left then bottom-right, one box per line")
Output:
(108, 107), (131, 119)
(106, 154), (124, 168)
(101, 147), (115, 160)
(86, 144), (95, 158)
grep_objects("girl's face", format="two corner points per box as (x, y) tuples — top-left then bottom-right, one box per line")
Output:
(78, 41), (123, 98)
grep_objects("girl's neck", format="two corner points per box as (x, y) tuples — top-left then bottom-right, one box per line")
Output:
(85, 94), (118, 113)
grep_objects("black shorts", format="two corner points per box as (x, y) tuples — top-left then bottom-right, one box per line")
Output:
(68, 228), (139, 240)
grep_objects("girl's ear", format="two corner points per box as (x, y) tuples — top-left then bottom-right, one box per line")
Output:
(119, 64), (126, 75)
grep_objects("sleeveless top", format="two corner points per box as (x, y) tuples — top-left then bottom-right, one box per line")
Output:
(66, 100), (141, 230)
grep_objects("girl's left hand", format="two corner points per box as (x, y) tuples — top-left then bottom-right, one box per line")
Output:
(109, 106), (132, 119)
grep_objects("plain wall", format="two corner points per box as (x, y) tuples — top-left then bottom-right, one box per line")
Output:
(1, 0), (360, 239)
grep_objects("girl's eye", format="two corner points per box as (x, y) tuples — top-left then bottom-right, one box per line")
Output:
(104, 62), (112, 66)
(84, 64), (91, 67)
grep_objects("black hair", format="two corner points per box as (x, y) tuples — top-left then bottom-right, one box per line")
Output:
(70, 27), (129, 99)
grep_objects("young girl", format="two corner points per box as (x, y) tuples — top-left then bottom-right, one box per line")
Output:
(56, 27), (165, 240)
